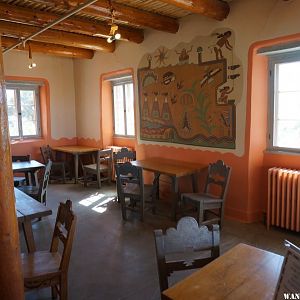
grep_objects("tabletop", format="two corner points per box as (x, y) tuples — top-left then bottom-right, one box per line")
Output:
(131, 157), (205, 177)
(52, 145), (99, 154)
(163, 243), (284, 300)
(15, 188), (52, 220)
(12, 160), (45, 172)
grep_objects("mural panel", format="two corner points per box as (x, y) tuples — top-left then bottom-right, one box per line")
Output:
(137, 29), (242, 149)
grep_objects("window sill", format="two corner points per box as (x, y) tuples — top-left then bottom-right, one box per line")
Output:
(113, 135), (136, 139)
(264, 149), (300, 156)
(10, 138), (44, 144)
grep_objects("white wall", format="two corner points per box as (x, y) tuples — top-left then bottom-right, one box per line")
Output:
(3, 50), (76, 140)
(74, 0), (297, 156)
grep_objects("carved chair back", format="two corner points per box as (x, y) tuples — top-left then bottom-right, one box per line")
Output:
(12, 154), (31, 162)
(38, 160), (52, 204)
(113, 148), (136, 165)
(40, 145), (54, 163)
(96, 148), (113, 177)
(204, 160), (231, 200)
(154, 216), (220, 294)
(50, 199), (76, 273)
(115, 161), (144, 197)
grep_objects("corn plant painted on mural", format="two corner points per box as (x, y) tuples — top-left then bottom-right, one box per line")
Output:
(137, 29), (242, 149)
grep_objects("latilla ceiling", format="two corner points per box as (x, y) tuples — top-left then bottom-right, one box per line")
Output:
(0, 0), (231, 59)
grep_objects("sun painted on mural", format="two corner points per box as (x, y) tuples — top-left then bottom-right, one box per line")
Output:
(137, 29), (242, 149)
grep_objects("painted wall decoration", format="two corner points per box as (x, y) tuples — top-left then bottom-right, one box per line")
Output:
(137, 29), (242, 149)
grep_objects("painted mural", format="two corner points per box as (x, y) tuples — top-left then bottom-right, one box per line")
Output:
(137, 29), (242, 149)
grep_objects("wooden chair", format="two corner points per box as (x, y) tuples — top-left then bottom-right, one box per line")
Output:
(18, 160), (52, 205)
(83, 148), (113, 188)
(21, 200), (76, 300)
(115, 162), (157, 221)
(113, 148), (136, 201)
(181, 160), (231, 228)
(154, 216), (220, 296)
(113, 147), (136, 165)
(40, 145), (68, 183)
(12, 154), (31, 186)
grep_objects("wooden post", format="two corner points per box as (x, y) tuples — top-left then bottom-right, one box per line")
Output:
(0, 36), (24, 299)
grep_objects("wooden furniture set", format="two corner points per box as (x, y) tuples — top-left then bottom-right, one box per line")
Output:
(131, 158), (206, 220)
(52, 145), (99, 183)
(82, 148), (113, 188)
(40, 145), (70, 183)
(12, 154), (31, 186)
(181, 160), (231, 228)
(18, 160), (52, 205)
(15, 187), (52, 253)
(12, 158), (45, 186)
(162, 242), (284, 300)
(21, 200), (76, 300)
(154, 217), (220, 294)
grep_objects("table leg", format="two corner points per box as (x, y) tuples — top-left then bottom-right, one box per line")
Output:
(74, 154), (79, 184)
(191, 172), (198, 193)
(171, 176), (179, 221)
(22, 220), (36, 253)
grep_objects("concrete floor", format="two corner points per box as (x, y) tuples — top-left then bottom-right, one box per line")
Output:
(23, 182), (300, 300)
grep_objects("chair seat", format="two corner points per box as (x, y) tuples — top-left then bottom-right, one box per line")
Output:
(182, 193), (222, 204)
(18, 185), (39, 199)
(14, 176), (26, 187)
(123, 183), (153, 198)
(21, 251), (61, 280)
(83, 163), (108, 172)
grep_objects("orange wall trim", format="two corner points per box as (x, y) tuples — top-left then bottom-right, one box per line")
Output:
(11, 137), (77, 161)
(246, 32), (300, 220)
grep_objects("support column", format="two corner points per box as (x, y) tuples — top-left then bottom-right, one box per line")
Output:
(0, 36), (24, 299)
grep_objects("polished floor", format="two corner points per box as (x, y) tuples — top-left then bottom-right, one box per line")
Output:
(23, 182), (300, 300)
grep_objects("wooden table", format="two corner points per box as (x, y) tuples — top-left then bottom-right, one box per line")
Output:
(15, 188), (52, 253)
(12, 160), (45, 186)
(131, 158), (205, 220)
(163, 243), (284, 300)
(52, 145), (99, 183)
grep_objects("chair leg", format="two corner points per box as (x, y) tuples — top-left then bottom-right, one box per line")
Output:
(120, 196), (127, 220)
(51, 285), (58, 299)
(197, 201), (204, 225)
(62, 164), (66, 184)
(83, 169), (87, 187)
(60, 276), (68, 300)
(140, 197), (144, 222)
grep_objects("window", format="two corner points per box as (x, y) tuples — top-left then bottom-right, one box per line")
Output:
(268, 52), (300, 152)
(112, 76), (135, 136)
(6, 82), (41, 139)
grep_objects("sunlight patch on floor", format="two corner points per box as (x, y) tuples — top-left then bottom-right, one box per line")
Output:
(79, 193), (106, 207)
(92, 196), (115, 213)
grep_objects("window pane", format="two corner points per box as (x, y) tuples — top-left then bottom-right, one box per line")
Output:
(274, 120), (300, 149)
(125, 83), (135, 136)
(113, 85), (125, 135)
(278, 61), (300, 92)
(20, 90), (38, 136)
(6, 89), (19, 137)
(277, 91), (300, 120)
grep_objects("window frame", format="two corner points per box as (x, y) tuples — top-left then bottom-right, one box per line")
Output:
(6, 81), (42, 140)
(111, 77), (135, 138)
(268, 51), (300, 154)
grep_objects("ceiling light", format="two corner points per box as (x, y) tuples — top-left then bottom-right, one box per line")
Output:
(28, 43), (36, 69)
(106, 2), (121, 43)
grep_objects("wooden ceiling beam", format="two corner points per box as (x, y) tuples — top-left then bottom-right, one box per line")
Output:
(41, 0), (179, 33)
(0, 3), (143, 44)
(0, 20), (115, 52)
(158, 0), (230, 21)
(1, 37), (94, 59)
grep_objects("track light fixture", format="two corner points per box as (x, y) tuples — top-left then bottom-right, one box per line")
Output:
(107, 1), (121, 43)
(28, 43), (36, 69)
